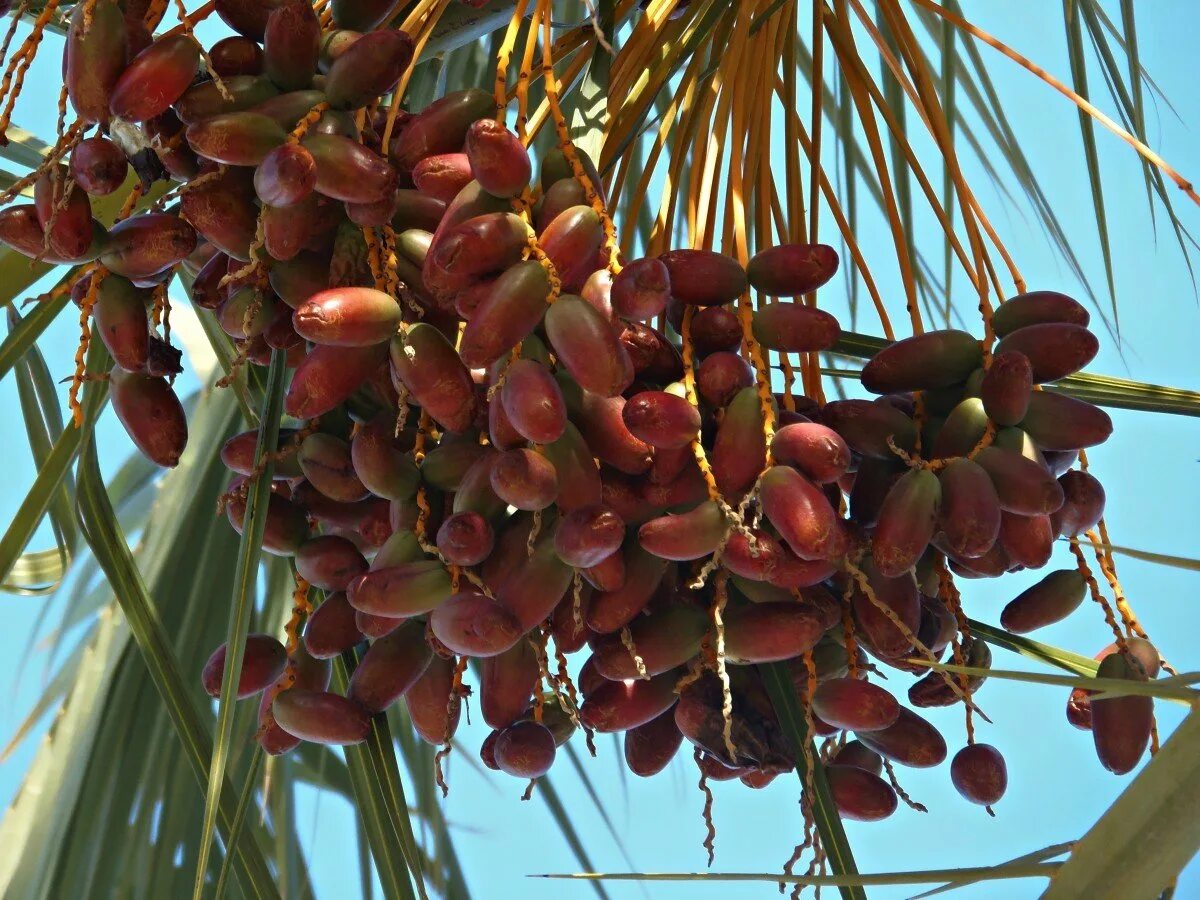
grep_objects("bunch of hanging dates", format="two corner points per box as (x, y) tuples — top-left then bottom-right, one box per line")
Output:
(0, 0), (1159, 824)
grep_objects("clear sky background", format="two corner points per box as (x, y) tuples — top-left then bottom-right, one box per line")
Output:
(1, 3), (1199, 899)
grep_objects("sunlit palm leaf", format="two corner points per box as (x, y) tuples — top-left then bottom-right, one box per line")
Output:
(0, 122), (54, 171)
(6, 305), (75, 594)
(0, 603), (125, 896)
(9, 374), (298, 896)
(1093, 543), (1200, 572)
(72, 408), (279, 897)
(911, 842), (1074, 899)
(1082, 2), (1199, 295)
(535, 860), (1061, 887)
(0, 336), (109, 589)
(213, 746), (267, 899)
(967, 620), (1099, 676)
(0, 271), (74, 383)
(1063, 0), (1120, 336)
(905, 660), (1199, 704)
(1044, 711), (1200, 899)
(194, 350), (287, 900)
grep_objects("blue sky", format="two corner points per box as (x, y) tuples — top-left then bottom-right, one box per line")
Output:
(1, 3), (1199, 898)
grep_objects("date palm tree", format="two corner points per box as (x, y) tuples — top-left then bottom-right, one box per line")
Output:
(0, 1), (1197, 898)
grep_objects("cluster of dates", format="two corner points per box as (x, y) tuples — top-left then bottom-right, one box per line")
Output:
(3, 0), (1158, 825)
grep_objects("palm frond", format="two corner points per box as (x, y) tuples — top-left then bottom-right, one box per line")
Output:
(193, 351), (287, 900)
(1044, 711), (1200, 899)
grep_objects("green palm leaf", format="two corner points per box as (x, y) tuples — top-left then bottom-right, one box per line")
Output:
(6, 304), (75, 594)
(193, 350), (288, 900)
(74, 412), (279, 897)
(1044, 711), (1200, 899)
(1063, 0), (1120, 337)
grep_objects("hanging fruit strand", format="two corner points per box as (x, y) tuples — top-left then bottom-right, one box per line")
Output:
(289, 102), (331, 142)
(494, 0), (533, 123)
(178, 0), (226, 30)
(0, 2), (29, 84)
(781, 646), (822, 900)
(538, 0), (621, 274)
(254, 574), (312, 741)
(433, 654), (468, 797)
(710, 569), (737, 762)
(936, 558), (976, 744)
(172, 0), (232, 100)
(840, 587), (862, 680)
(847, 554), (987, 717)
(1074, 451), (1162, 654)
(883, 758), (928, 813)
(618, 625), (649, 681)
(0, 121), (85, 207)
(0, 0), (62, 140)
(512, 0), (541, 143)
(679, 305), (722, 500)
(69, 268), (105, 426)
(694, 746), (717, 867)
(1068, 538), (1129, 654)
